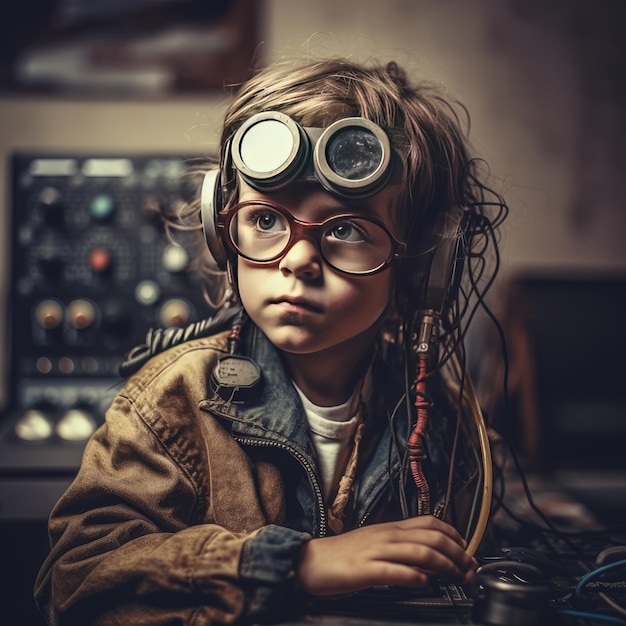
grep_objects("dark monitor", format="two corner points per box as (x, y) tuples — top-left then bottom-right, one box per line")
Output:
(518, 275), (626, 471)
(480, 273), (626, 523)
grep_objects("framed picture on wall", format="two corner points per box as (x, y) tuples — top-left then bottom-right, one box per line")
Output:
(0, 0), (262, 97)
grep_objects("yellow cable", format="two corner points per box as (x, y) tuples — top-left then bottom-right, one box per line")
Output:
(444, 349), (493, 556)
(464, 373), (493, 556)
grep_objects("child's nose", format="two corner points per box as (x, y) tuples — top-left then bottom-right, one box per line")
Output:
(278, 237), (322, 279)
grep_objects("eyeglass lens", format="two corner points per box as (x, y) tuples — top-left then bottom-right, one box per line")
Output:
(229, 203), (393, 274)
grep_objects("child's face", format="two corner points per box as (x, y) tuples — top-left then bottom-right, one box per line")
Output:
(235, 179), (401, 359)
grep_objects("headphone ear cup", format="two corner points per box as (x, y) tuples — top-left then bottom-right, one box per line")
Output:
(200, 170), (228, 271)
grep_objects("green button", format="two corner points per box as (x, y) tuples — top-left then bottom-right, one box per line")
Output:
(90, 193), (115, 219)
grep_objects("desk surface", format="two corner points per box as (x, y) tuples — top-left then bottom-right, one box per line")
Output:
(270, 585), (475, 625)
(269, 473), (626, 626)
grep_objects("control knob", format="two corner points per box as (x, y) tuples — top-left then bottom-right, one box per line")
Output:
(66, 299), (97, 330)
(101, 299), (132, 337)
(37, 244), (64, 279)
(159, 298), (191, 327)
(34, 299), (64, 330)
(38, 186), (64, 227)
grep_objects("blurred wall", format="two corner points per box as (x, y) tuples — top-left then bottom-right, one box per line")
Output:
(261, 0), (626, 272)
(0, 0), (625, 405)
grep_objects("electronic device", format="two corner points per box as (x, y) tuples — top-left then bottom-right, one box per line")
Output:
(0, 153), (212, 521)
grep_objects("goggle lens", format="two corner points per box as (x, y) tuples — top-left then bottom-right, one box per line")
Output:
(231, 112), (393, 198)
(325, 127), (384, 181)
(238, 119), (296, 174)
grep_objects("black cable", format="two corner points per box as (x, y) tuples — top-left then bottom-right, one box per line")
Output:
(482, 285), (601, 569)
(118, 304), (240, 378)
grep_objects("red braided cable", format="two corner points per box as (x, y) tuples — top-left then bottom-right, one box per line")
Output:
(408, 352), (431, 514)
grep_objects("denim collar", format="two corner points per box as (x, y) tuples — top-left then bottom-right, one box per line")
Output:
(201, 320), (478, 527)
(207, 324), (317, 460)
(201, 323), (410, 524)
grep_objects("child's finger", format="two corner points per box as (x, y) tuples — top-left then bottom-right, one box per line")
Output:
(390, 515), (468, 545)
(375, 537), (474, 576)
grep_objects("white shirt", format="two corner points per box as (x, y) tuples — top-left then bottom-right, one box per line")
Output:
(293, 374), (371, 503)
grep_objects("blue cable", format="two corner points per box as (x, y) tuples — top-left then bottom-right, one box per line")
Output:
(575, 558), (626, 598)
(559, 609), (626, 625)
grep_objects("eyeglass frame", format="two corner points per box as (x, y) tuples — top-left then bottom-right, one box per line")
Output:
(217, 200), (407, 276)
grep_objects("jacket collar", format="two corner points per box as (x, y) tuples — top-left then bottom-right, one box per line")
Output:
(202, 324), (318, 463)
(200, 323), (410, 520)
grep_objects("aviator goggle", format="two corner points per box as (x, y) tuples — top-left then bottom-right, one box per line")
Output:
(229, 111), (396, 198)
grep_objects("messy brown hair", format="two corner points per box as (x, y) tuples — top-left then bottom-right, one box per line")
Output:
(176, 58), (506, 339)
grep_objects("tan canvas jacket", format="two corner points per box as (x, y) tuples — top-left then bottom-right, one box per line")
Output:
(35, 325), (480, 625)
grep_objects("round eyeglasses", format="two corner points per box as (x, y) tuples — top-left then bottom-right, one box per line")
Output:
(218, 200), (405, 275)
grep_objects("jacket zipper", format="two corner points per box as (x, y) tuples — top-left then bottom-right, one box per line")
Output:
(357, 465), (403, 528)
(233, 435), (328, 537)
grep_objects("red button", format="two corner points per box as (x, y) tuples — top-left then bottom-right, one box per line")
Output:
(89, 247), (111, 273)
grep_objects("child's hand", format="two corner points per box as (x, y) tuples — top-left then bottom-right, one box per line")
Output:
(296, 515), (476, 596)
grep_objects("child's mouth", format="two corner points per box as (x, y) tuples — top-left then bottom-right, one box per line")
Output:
(272, 297), (323, 314)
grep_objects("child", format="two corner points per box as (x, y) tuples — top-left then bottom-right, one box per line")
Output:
(35, 57), (507, 625)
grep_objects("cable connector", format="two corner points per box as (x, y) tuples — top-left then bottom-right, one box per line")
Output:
(411, 310), (440, 363)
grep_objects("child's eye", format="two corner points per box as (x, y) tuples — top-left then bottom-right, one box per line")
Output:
(327, 220), (369, 243)
(243, 208), (287, 234)
(257, 212), (279, 231)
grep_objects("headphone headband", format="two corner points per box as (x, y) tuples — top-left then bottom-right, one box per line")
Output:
(200, 169), (228, 270)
